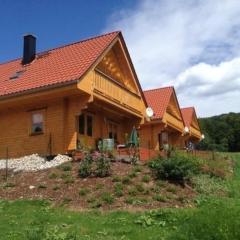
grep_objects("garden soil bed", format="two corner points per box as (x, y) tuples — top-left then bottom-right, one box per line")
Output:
(0, 161), (196, 211)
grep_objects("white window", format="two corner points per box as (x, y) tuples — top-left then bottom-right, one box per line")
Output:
(31, 112), (44, 134)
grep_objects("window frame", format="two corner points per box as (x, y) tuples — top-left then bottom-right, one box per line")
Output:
(30, 110), (45, 136)
(78, 113), (94, 137)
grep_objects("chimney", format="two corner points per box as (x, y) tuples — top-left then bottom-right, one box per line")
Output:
(22, 34), (36, 65)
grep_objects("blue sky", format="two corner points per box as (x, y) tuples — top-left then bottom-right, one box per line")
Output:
(1, 0), (240, 117)
(0, 0), (136, 63)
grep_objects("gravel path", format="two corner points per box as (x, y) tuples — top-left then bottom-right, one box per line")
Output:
(0, 154), (72, 172)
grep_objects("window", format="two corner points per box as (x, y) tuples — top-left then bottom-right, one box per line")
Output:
(79, 114), (85, 135)
(78, 113), (93, 137)
(108, 122), (118, 141)
(31, 112), (44, 134)
(87, 115), (93, 137)
(158, 131), (168, 149)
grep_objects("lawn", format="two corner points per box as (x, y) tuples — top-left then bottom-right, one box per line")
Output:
(0, 153), (239, 240)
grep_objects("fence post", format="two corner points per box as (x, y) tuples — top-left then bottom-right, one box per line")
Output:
(212, 150), (215, 160)
(5, 147), (8, 181)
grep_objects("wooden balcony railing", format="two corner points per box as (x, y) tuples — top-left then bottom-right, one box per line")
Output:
(190, 126), (201, 139)
(93, 70), (142, 115)
(164, 112), (184, 132)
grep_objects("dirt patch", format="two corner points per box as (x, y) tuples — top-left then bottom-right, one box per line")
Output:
(0, 161), (196, 211)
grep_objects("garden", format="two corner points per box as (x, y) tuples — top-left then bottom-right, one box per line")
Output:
(0, 150), (239, 239)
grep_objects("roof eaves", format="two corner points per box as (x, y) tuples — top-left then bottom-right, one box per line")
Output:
(0, 78), (79, 101)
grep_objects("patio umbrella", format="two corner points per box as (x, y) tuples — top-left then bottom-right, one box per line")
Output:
(129, 127), (139, 147)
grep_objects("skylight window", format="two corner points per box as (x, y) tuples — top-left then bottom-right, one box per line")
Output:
(9, 70), (25, 80)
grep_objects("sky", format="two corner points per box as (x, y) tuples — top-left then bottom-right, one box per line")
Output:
(0, 0), (240, 117)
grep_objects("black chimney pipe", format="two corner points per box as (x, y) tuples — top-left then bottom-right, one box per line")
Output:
(22, 34), (36, 65)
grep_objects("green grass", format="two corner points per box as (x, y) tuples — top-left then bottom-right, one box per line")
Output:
(0, 153), (239, 240)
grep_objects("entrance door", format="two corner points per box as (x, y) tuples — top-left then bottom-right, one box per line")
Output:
(158, 131), (168, 150)
(108, 121), (118, 143)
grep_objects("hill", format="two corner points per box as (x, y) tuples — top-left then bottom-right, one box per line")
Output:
(197, 112), (240, 152)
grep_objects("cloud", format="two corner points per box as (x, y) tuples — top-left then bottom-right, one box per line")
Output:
(104, 0), (240, 117)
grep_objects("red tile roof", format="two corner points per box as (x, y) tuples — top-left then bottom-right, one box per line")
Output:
(143, 86), (174, 119)
(0, 31), (120, 98)
(181, 107), (195, 127)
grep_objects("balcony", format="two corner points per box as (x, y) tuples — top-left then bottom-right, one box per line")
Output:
(164, 112), (184, 133)
(93, 70), (143, 116)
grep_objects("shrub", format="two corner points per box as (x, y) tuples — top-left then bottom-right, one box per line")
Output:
(128, 171), (137, 178)
(60, 163), (72, 172)
(112, 176), (121, 182)
(61, 174), (74, 184)
(48, 172), (58, 179)
(95, 153), (111, 177)
(3, 182), (16, 188)
(122, 176), (131, 184)
(114, 183), (124, 197)
(135, 183), (145, 193)
(79, 188), (89, 196)
(142, 175), (151, 183)
(130, 154), (139, 165)
(79, 153), (93, 178)
(128, 187), (137, 196)
(64, 177), (74, 184)
(62, 197), (72, 205)
(153, 194), (167, 202)
(166, 186), (177, 194)
(125, 197), (134, 204)
(95, 183), (104, 190)
(52, 185), (60, 191)
(101, 192), (114, 205)
(133, 166), (142, 173)
(38, 184), (47, 189)
(87, 197), (95, 203)
(91, 201), (102, 209)
(149, 154), (200, 182)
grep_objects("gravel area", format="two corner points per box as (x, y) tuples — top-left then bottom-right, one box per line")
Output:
(0, 154), (72, 172)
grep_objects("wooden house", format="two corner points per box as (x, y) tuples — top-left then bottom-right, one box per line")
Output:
(180, 107), (202, 147)
(0, 32), (147, 158)
(139, 87), (184, 151)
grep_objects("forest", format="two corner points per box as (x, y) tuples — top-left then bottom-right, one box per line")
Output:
(197, 112), (240, 152)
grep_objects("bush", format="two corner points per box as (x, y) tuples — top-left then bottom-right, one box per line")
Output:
(38, 184), (47, 189)
(114, 183), (124, 197)
(3, 182), (16, 188)
(48, 172), (58, 179)
(149, 154), (200, 183)
(125, 197), (134, 204)
(112, 176), (121, 182)
(128, 171), (137, 178)
(142, 175), (151, 183)
(95, 153), (111, 177)
(79, 188), (89, 196)
(153, 194), (167, 202)
(79, 153), (93, 178)
(63, 176), (74, 184)
(128, 187), (137, 196)
(122, 176), (131, 184)
(135, 183), (145, 193)
(60, 163), (72, 172)
(101, 192), (114, 205)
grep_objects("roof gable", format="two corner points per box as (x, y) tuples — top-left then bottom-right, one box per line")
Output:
(181, 107), (200, 130)
(144, 87), (173, 119)
(144, 86), (181, 120)
(96, 40), (140, 94)
(0, 31), (119, 98)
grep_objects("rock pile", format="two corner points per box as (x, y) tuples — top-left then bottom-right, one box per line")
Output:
(0, 154), (71, 172)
